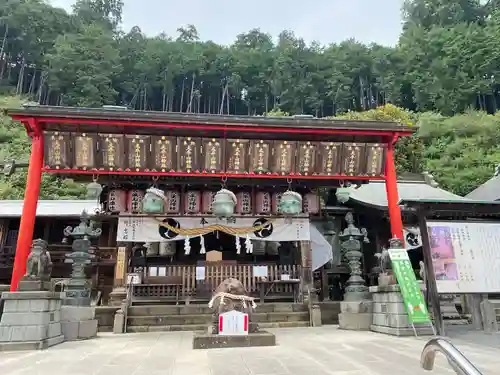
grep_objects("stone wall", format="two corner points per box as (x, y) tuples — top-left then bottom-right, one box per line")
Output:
(370, 285), (433, 336)
(320, 302), (340, 324)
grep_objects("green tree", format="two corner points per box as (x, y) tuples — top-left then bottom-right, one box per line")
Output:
(45, 23), (122, 106)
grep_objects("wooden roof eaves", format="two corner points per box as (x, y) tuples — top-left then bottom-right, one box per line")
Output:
(398, 198), (500, 218)
(5, 106), (417, 134)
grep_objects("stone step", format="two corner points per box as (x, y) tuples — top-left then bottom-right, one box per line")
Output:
(126, 321), (309, 333)
(127, 311), (309, 326)
(128, 303), (308, 316)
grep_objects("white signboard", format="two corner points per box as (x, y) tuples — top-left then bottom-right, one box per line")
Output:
(126, 273), (141, 285)
(427, 221), (500, 293)
(218, 310), (248, 336)
(196, 266), (206, 281)
(252, 266), (268, 278)
(116, 216), (310, 243)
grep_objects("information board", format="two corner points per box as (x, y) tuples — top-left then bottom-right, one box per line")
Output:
(427, 221), (500, 294)
(218, 310), (248, 336)
(389, 248), (431, 324)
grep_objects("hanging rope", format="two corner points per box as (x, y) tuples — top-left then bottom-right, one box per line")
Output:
(154, 217), (275, 236)
(208, 292), (257, 309)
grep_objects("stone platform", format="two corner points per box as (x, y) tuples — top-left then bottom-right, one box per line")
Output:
(0, 291), (64, 351)
(192, 331), (276, 349)
(61, 306), (98, 341)
(338, 300), (373, 330)
(370, 285), (434, 336)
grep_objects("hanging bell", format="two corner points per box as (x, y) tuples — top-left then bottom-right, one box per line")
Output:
(278, 190), (303, 216)
(142, 187), (166, 214)
(86, 181), (102, 201)
(212, 188), (237, 218)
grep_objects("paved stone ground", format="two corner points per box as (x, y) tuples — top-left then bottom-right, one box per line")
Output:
(0, 326), (498, 375)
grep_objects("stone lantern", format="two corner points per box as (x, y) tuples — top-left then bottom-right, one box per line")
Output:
(339, 212), (370, 301)
(63, 211), (102, 306)
(338, 212), (373, 330)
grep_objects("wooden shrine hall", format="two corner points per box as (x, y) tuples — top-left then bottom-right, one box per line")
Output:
(5, 105), (415, 306)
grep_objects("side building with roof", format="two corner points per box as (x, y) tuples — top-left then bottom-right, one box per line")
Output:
(322, 172), (468, 283)
(465, 166), (500, 201)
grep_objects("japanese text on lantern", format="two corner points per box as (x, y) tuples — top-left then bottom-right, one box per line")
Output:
(342, 143), (365, 176)
(100, 134), (124, 170)
(319, 142), (340, 176)
(180, 137), (198, 172)
(74, 133), (95, 170)
(153, 136), (173, 171)
(52, 135), (62, 166)
(365, 143), (385, 176)
(203, 138), (221, 172)
(251, 140), (270, 174)
(227, 139), (247, 173)
(298, 141), (316, 175)
(45, 132), (70, 169)
(273, 140), (294, 175)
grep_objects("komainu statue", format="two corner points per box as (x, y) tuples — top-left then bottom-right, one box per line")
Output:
(208, 278), (258, 334)
(25, 239), (52, 281)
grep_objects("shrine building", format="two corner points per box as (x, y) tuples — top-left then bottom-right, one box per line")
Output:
(2, 105), (415, 329)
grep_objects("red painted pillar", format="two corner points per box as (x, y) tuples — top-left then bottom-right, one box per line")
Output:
(10, 129), (44, 291)
(385, 141), (404, 240)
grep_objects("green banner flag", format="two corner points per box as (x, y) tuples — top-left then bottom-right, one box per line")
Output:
(388, 248), (431, 324)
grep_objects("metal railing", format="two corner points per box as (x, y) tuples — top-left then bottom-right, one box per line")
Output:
(421, 338), (483, 375)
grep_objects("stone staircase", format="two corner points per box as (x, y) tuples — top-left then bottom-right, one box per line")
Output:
(126, 303), (310, 333)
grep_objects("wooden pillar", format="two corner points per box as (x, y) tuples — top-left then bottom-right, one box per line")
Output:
(109, 245), (129, 306)
(11, 126), (44, 291)
(384, 141), (404, 240)
(418, 210), (444, 335)
(300, 240), (314, 303)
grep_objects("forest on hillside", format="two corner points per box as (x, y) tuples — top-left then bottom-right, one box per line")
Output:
(1, 0), (500, 199)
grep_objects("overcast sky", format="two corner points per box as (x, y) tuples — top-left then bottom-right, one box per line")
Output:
(49, 0), (405, 46)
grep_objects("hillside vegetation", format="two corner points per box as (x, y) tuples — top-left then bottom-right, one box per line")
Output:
(1, 0), (500, 198)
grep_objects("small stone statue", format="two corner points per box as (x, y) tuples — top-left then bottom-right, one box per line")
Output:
(208, 278), (258, 334)
(25, 239), (52, 281)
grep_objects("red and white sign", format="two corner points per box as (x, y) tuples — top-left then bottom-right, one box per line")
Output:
(218, 310), (248, 336)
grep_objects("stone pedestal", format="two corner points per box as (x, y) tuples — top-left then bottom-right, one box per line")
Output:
(480, 300), (498, 333)
(60, 306), (98, 340)
(0, 291), (64, 351)
(338, 300), (373, 330)
(113, 308), (125, 334)
(370, 285), (433, 336)
(193, 331), (276, 349)
(310, 304), (322, 327)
